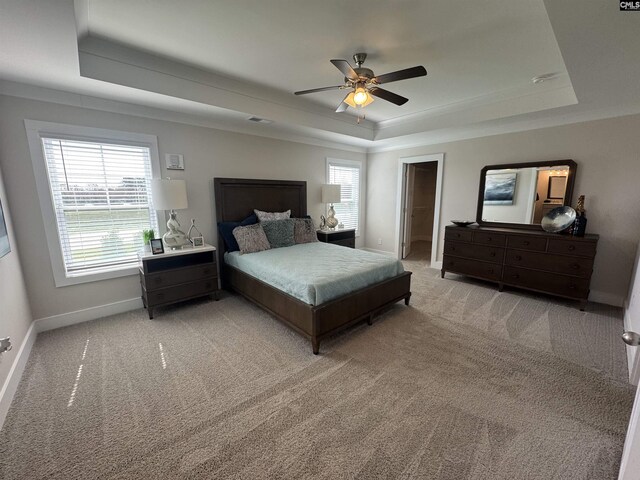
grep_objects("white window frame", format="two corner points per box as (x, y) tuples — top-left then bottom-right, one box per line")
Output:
(326, 158), (364, 237)
(25, 120), (162, 287)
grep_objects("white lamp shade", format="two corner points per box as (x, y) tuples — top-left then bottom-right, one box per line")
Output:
(321, 184), (341, 204)
(151, 179), (188, 210)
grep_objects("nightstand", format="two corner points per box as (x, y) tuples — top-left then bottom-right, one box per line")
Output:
(138, 244), (219, 319)
(316, 228), (356, 248)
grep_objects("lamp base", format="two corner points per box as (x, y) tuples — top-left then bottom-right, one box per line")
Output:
(163, 210), (191, 249)
(325, 204), (339, 230)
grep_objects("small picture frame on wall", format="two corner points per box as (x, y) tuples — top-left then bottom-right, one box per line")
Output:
(191, 236), (204, 247)
(150, 238), (164, 255)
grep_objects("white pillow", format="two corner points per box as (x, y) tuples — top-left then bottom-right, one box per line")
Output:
(254, 209), (291, 222)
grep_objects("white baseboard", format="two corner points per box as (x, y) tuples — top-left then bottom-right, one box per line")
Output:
(361, 247), (396, 257)
(590, 290), (624, 308)
(34, 297), (143, 333)
(0, 322), (37, 430)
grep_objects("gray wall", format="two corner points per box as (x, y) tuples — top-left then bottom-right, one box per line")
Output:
(0, 95), (366, 320)
(366, 114), (640, 306)
(0, 162), (32, 390)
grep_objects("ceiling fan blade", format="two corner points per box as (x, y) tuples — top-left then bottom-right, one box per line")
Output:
(294, 85), (343, 95)
(335, 93), (351, 112)
(373, 66), (427, 85)
(369, 87), (409, 106)
(330, 59), (359, 81)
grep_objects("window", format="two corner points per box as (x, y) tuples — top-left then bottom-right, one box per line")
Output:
(327, 159), (362, 234)
(26, 121), (161, 286)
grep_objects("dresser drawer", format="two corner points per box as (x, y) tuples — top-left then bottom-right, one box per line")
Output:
(142, 263), (217, 291)
(506, 235), (547, 252)
(473, 231), (506, 246)
(547, 239), (597, 258)
(443, 255), (502, 281)
(444, 241), (503, 264)
(505, 250), (594, 278)
(146, 279), (217, 306)
(332, 238), (355, 248)
(503, 266), (589, 299)
(445, 228), (473, 243)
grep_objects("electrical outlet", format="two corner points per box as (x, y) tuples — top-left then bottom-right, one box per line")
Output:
(0, 337), (12, 353)
(377, 238), (382, 245)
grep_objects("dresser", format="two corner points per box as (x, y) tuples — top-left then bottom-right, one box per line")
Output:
(139, 244), (219, 319)
(442, 225), (598, 309)
(316, 228), (356, 248)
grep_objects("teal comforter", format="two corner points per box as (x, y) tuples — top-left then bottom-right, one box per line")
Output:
(224, 242), (404, 306)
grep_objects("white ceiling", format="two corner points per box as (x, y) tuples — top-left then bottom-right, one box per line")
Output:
(0, 0), (639, 151)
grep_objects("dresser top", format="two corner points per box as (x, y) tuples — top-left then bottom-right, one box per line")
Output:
(446, 224), (599, 241)
(138, 243), (216, 261)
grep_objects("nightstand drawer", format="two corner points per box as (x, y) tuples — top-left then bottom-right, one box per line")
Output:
(146, 279), (217, 307)
(332, 238), (355, 248)
(141, 264), (217, 291)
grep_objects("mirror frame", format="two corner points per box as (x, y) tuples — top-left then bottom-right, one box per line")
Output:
(476, 159), (577, 230)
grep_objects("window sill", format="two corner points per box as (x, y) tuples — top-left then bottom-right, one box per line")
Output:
(54, 265), (138, 287)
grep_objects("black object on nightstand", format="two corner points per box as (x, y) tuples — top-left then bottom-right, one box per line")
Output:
(139, 244), (219, 319)
(316, 228), (356, 248)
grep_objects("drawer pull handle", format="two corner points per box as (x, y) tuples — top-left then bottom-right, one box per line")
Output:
(515, 255), (522, 261)
(512, 274), (519, 279)
(487, 237), (492, 241)
(451, 247), (456, 251)
(523, 241), (530, 246)
(456, 233), (461, 237)
(488, 269), (494, 274)
(571, 264), (580, 270)
(568, 284), (576, 290)
(490, 252), (496, 257)
(568, 245), (576, 251)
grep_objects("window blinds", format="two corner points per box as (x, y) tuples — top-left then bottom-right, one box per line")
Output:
(41, 137), (158, 277)
(328, 163), (360, 233)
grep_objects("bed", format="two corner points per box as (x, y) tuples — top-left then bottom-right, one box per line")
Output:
(214, 177), (412, 354)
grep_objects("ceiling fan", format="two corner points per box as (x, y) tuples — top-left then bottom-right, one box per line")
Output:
(294, 53), (427, 113)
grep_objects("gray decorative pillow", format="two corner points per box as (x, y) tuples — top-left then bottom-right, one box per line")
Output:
(254, 208), (291, 222)
(232, 224), (271, 254)
(261, 219), (295, 248)
(294, 218), (318, 244)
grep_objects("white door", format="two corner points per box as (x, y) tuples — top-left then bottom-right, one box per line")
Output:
(619, 379), (640, 479)
(402, 164), (416, 258)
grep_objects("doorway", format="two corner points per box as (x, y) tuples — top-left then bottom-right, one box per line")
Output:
(396, 153), (444, 267)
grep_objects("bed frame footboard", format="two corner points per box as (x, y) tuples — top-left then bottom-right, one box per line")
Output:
(225, 265), (412, 354)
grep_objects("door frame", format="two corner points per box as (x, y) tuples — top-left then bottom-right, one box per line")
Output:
(395, 153), (444, 266)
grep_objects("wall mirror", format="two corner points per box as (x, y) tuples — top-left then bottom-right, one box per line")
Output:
(476, 159), (577, 229)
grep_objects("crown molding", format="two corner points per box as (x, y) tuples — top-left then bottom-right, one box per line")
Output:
(0, 80), (370, 153)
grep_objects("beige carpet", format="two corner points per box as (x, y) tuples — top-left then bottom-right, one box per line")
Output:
(0, 261), (634, 479)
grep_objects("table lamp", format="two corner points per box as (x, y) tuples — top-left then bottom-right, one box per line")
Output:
(151, 178), (190, 249)
(321, 184), (341, 230)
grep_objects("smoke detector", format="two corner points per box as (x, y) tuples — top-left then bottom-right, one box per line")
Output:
(531, 73), (558, 84)
(247, 116), (273, 124)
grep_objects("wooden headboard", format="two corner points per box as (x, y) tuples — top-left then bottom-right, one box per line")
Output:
(213, 177), (307, 251)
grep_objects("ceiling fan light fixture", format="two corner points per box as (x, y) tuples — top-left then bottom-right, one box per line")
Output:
(353, 86), (369, 105)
